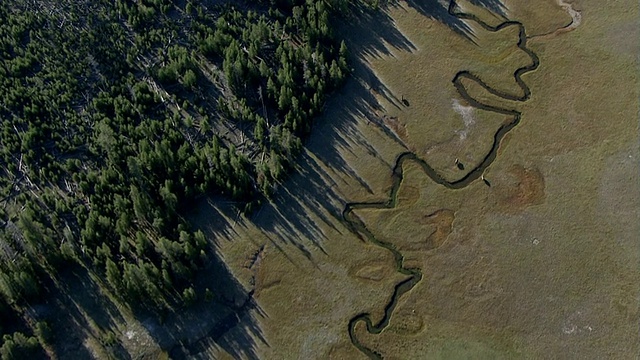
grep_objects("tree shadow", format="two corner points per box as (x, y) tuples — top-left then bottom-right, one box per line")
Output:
(247, 147), (359, 262)
(344, 4), (418, 60)
(401, 0), (477, 42)
(345, 0), (511, 53)
(134, 250), (268, 360)
(242, 80), (398, 263)
(190, 196), (243, 249)
(468, 0), (508, 18)
(31, 265), (130, 359)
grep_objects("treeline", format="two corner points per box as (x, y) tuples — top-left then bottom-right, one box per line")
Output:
(0, 0), (349, 356)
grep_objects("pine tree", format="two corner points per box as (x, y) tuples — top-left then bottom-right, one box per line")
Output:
(106, 258), (121, 291)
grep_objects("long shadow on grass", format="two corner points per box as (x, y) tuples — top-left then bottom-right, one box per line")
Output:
(345, 5), (418, 60)
(246, 149), (353, 260)
(402, 0), (476, 41)
(469, 0), (508, 18)
(134, 249), (268, 360)
(227, 77), (395, 263)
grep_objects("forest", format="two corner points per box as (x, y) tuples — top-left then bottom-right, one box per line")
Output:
(0, 0), (369, 357)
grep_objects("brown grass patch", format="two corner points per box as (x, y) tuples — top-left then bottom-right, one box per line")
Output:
(423, 209), (455, 250)
(498, 164), (545, 211)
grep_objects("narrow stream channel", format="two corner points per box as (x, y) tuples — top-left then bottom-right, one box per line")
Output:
(344, 1), (541, 358)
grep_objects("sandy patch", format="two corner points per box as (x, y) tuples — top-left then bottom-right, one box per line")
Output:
(452, 99), (476, 141)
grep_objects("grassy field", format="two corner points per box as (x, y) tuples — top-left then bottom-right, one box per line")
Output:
(345, 0), (639, 358)
(118, 0), (638, 358)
